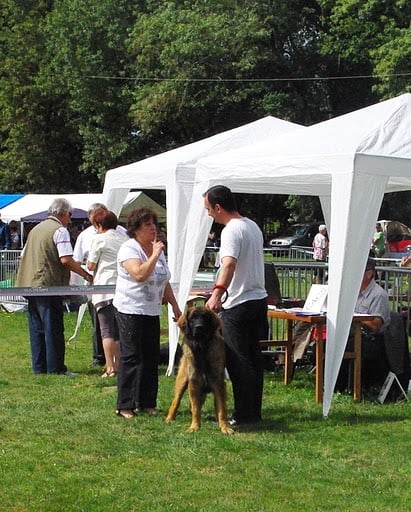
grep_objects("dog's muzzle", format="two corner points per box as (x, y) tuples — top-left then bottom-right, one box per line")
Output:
(191, 321), (209, 340)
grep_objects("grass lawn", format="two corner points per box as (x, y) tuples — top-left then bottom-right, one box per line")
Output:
(0, 309), (410, 512)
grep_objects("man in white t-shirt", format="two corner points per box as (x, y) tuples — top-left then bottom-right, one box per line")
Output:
(204, 185), (268, 426)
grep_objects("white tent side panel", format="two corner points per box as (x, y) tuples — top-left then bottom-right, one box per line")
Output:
(322, 170), (388, 416)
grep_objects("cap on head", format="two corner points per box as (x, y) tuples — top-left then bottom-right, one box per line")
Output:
(365, 258), (376, 272)
(319, 224), (327, 232)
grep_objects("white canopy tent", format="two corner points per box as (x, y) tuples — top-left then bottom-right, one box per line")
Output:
(0, 192), (165, 224)
(0, 194), (102, 223)
(118, 191), (166, 223)
(102, 116), (303, 375)
(179, 93), (411, 416)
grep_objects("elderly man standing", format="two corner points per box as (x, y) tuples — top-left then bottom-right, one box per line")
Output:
(16, 198), (93, 375)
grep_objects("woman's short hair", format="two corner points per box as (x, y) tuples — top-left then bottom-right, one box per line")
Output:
(126, 207), (158, 238)
(92, 209), (118, 230)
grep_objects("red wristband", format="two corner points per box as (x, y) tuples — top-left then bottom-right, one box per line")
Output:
(213, 284), (228, 304)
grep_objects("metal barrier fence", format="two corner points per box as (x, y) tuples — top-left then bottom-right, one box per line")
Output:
(272, 260), (411, 309)
(0, 250), (25, 305)
(269, 259), (411, 343)
(2, 249), (411, 322)
(200, 245), (313, 271)
(269, 246), (314, 260)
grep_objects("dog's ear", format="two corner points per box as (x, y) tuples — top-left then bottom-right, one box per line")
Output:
(177, 312), (187, 332)
(178, 306), (196, 333)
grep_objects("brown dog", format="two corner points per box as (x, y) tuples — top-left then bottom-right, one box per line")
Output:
(166, 306), (234, 434)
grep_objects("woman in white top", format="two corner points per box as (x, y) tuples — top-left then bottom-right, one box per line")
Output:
(113, 208), (181, 419)
(87, 209), (128, 378)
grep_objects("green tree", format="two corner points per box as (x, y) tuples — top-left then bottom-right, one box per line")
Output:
(372, 26), (411, 98)
(128, 0), (327, 151)
(317, 0), (410, 113)
(0, 0), (408, 222)
(0, 1), (58, 192)
(127, 0), (329, 226)
(0, 0), (136, 192)
(42, 0), (137, 185)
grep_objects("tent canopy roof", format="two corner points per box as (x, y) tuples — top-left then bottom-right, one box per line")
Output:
(195, 94), (411, 196)
(0, 194), (102, 223)
(0, 192), (165, 224)
(21, 208), (88, 222)
(119, 191), (166, 223)
(0, 194), (25, 210)
(103, 116), (301, 195)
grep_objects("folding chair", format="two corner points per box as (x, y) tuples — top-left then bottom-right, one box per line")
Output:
(378, 311), (411, 402)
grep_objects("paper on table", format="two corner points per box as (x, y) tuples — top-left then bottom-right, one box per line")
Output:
(303, 284), (328, 313)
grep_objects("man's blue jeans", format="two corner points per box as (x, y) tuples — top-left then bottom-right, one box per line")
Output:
(27, 296), (66, 374)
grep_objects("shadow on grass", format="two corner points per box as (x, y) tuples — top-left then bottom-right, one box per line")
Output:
(262, 401), (410, 431)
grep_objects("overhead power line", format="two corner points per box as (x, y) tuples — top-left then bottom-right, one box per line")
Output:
(83, 72), (411, 82)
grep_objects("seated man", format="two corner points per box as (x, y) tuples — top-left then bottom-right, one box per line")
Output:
(336, 257), (391, 391)
(292, 258), (391, 388)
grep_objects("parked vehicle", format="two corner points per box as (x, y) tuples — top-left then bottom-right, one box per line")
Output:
(269, 222), (324, 248)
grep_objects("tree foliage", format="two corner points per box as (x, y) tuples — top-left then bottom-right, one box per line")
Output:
(0, 0), (410, 225)
(128, 0), (329, 149)
(0, 0), (136, 192)
(317, 0), (410, 110)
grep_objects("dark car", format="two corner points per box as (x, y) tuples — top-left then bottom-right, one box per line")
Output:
(269, 222), (323, 248)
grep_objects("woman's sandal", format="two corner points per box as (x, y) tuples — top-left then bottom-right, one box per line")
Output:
(116, 409), (135, 419)
(101, 370), (117, 378)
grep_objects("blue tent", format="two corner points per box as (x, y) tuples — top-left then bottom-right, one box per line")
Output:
(21, 207), (87, 221)
(0, 194), (24, 209)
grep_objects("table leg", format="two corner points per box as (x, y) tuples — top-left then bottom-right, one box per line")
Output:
(284, 319), (293, 384)
(353, 323), (362, 401)
(315, 328), (324, 403)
